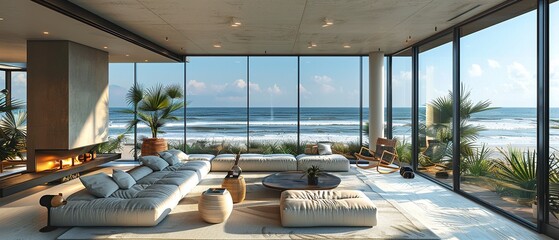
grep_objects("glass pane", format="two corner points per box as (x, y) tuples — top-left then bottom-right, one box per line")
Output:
(248, 57), (297, 154)
(417, 35), (453, 186)
(137, 63), (185, 154)
(461, 7), (537, 224)
(11, 71), (26, 108)
(185, 57), (248, 154)
(549, 0), (559, 231)
(300, 57), (360, 156)
(362, 57), (369, 147)
(392, 55), (412, 166)
(108, 63), (134, 159)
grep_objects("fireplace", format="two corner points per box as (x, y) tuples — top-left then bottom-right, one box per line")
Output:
(34, 145), (99, 172)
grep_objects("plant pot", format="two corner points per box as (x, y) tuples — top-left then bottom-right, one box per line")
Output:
(532, 203), (537, 219)
(141, 138), (168, 156)
(308, 176), (319, 185)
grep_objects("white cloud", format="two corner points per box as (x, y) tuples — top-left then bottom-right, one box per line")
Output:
(507, 62), (532, 81)
(267, 84), (281, 95)
(313, 75), (336, 93)
(299, 84), (311, 96)
(249, 82), (261, 92)
(234, 79), (246, 88)
(468, 64), (483, 77)
(185, 80), (206, 95)
(487, 59), (501, 69)
(12, 72), (26, 86)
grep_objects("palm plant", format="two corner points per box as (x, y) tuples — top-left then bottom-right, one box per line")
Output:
(0, 110), (27, 160)
(95, 134), (125, 154)
(426, 84), (495, 159)
(123, 84), (185, 138)
(493, 147), (559, 199)
(462, 143), (493, 176)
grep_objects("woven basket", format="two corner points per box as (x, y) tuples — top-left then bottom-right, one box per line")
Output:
(141, 138), (168, 156)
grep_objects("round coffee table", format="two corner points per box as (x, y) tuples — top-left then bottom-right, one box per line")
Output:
(262, 171), (341, 191)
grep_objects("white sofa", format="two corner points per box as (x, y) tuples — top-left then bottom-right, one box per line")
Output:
(211, 153), (349, 172)
(50, 160), (211, 227)
(211, 154), (298, 172)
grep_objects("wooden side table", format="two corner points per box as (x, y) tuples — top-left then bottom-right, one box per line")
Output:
(222, 176), (246, 203)
(198, 188), (233, 223)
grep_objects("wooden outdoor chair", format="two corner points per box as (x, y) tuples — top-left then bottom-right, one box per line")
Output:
(355, 138), (400, 174)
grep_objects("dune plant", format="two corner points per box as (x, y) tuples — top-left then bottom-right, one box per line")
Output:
(395, 137), (412, 164)
(462, 144), (493, 176)
(96, 134), (125, 154)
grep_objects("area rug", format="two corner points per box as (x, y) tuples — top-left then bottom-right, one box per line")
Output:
(58, 167), (439, 239)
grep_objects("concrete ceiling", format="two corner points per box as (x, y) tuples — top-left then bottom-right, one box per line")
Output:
(0, 0), (515, 63)
(0, 0), (173, 63)
(68, 0), (507, 57)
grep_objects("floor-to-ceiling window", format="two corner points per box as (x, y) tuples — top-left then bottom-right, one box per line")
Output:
(460, 5), (537, 224)
(248, 57), (297, 154)
(417, 35), (454, 185)
(300, 57), (361, 156)
(549, 0), (559, 231)
(108, 63), (135, 159)
(392, 52), (412, 166)
(185, 57), (247, 154)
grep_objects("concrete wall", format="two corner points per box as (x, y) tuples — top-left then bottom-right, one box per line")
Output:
(27, 40), (108, 172)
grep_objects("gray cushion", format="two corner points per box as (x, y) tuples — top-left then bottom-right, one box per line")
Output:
(140, 156), (169, 171)
(318, 142), (332, 155)
(161, 154), (180, 166)
(80, 172), (120, 198)
(159, 151), (173, 160)
(112, 169), (136, 189)
(128, 166), (153, 181)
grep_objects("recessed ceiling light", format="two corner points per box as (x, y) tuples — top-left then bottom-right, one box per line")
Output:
(144, 59), (148, 62)
(165, 37), (169, 41)
(230, 17), (241, 27)
(43, 31), (49, 35)
(103, 46), (108, 49)
(0, 18), (4, 21)
(307, 42), (317, 48)
(322, 18), (334, 27)
(125, 54), (130, 57)
(213, 42), (222, 48)
(343, 44), (351, 49)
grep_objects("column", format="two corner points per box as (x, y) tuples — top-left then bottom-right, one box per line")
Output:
(369, 52), (385, 149)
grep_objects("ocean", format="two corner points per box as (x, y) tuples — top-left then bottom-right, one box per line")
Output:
(108, 107), (559, 147)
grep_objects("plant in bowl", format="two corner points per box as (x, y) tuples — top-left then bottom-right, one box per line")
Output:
(303, 165), (321, 185)
(123, 83), (185, 156)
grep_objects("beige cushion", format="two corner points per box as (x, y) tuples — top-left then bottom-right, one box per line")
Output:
(211, 154), (297, 172)
(280, 190), (377, 227)
(296, 154), (350, 172)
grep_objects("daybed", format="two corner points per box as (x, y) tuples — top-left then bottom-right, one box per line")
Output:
(211, 153), (349, 172)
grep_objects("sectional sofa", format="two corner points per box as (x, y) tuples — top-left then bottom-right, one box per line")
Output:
(50, 151), (348, 227)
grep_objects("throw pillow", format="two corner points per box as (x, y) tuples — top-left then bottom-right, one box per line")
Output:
(127, 166), (153, 181)
(80, 172), (120, 198)
(140, 155), (169, 171)
(112, 169), (136, 189)
(317, 142), (333, 155)
(165, 149), (189, 161)
(159, 151), (173, 160)
(163, 155), (180, 166)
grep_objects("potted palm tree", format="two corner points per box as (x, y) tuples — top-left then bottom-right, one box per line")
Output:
(124, 83), (185, 156)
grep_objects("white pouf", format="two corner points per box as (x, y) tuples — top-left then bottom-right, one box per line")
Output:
(280, 190), (377, 227)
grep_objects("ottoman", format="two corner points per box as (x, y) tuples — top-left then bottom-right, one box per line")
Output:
(280, 190), (377, 227)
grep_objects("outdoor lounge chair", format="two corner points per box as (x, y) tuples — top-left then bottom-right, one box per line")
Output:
(355, 138), (400, 173)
